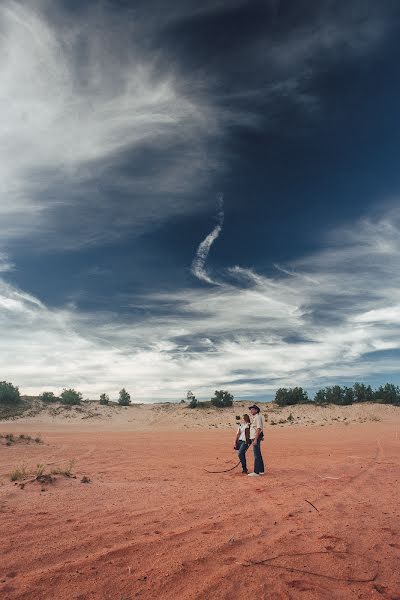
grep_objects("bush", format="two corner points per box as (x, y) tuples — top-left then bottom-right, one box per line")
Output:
(210, 390), (233, 408)
(39, 391), (58, 404)
(186, 390), (198, 408)
(60, 388), (82, 406)
(0, 381), (21, 405)
(99, 393), (110, 405)
(275, 387), (309, 406)
(118, 388), (131, 406)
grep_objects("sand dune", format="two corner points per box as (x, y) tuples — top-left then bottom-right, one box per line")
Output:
(1, 399), (399, 431)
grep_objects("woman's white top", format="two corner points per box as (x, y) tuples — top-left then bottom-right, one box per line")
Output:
(238, 423), (249, 441)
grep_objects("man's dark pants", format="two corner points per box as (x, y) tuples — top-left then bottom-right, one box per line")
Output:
(252, 435), (264, 474)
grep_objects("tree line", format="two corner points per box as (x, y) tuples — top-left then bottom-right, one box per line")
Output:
(275, 383), (400, 406)
(1, 380), (400, 408)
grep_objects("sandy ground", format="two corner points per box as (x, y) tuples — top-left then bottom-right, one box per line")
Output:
(1, 414), (400, 600)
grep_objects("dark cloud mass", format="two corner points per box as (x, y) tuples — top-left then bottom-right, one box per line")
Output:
(1, 0), (400, 400)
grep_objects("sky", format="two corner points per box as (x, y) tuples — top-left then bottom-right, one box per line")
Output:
(1, 0), (400, 402)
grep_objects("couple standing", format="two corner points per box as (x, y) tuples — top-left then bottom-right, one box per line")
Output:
(234, 404), (265, 477)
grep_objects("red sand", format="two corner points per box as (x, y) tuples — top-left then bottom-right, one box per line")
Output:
(1, 422), (400, 600)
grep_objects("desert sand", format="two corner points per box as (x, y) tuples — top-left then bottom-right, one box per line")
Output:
(1, 403), (400, 599)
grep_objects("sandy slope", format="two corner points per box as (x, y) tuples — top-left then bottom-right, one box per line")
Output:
(0, 415), (400, 600)
(1, 400), (399, 431)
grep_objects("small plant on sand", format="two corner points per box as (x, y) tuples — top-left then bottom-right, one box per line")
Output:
(210, 390), (233, 408)
(5, 433), (15, 445)
(118, 388), (131, 406)
(287, 413), (294, 422)
(51, 458), (76, 477)
(99, 393), (110, 405)
(270, 419), (276, 425)
(36, 464), (46, 477)
(80, 475), (91, 483)
(10, 463), (28, 481)
(39, 391), (58, 403)
(60, 388), (82, 406)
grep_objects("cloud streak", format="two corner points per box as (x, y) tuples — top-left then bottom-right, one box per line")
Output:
(191, 195), (224, 284)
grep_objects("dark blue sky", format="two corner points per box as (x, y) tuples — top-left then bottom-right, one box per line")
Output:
(1, 0), (400, 400)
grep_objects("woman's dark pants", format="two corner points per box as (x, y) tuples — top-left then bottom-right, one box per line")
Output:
(252, 437), (265, 474)
(238, 441), (249, 472)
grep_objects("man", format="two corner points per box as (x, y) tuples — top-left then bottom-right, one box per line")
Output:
(248, 404), (265, 477)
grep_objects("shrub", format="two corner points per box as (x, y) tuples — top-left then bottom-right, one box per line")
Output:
(99, 393), (110, 406)
(0, 381), (20, 405)
(275, 387), (309, 406)
(186, 390), (198, 408)
(39, 391), (58, 403)
(210, 390), (233, 408)
(10, 463), (27, 481)
(60, 388), (82, 406)
(118, 388), (131, 406)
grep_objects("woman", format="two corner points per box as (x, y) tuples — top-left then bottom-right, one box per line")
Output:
(234, 414), (251, 474)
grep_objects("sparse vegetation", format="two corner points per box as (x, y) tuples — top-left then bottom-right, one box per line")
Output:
(0, 381), (21, 405)
(36, 463), (46, 477)
(81, 475), (91, 483)
(10, 463), (28, 481)
(51, 458), (76, 478)
(1, 433), (42, 446)
(210, 390), (233, 408)
(39, 391), (58, 403)
(118, 388), (131, 406)
(99, 393), (110, 405)
(60, 388), (82, 406)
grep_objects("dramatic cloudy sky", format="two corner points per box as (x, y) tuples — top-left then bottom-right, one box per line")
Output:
(1, 0), (400, 401)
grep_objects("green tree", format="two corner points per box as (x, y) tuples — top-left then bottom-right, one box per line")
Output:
(0, 381), (21, 404)
(99, 393), (110, 405)
(186, 390), (198, 408)
(374, 383), (400, 404)
(275, 387), (309, 406)
(210, 390), (233, 408)
(314, 389), (327, 404)
(118, 388), (131, 406)
(353, 383), (374, 403)
(60, 388), (82, 405)
(39, 391), (58, 403)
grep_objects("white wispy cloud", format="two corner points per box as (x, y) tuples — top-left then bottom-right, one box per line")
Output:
(1, 208), (400, 400)
(0, 0), (220, 248)
(191, 195), (224, 284)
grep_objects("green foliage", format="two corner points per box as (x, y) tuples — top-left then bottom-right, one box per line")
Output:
(39, 391), (58, 403)
(60, 388), (82, 406)
(99, 393), (110, 405)
(275, 387), (309, 406)
(374, 383), (400, 404)
(210, 390), (233, 408)
(186, 390), (198, 408)
(0, 381), (21, 405)
(118, 388), (131, 406)
(314, 385), (353, 405)
(353, 382), (374, 403)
